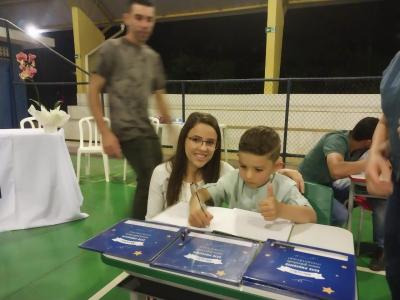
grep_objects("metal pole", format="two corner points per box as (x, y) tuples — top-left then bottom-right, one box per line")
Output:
(5, 20), (18, 128)
(0, 18), (89, 75)
(181, 81), (186, 122)
(282, 79), (292, 164)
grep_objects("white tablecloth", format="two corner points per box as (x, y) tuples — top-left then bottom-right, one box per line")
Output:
(0, 129), (87, 232)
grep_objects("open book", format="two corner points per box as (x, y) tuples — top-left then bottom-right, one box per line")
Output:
(149, 202), (293, 242)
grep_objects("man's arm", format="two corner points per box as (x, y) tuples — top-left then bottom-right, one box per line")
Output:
(326, 153), (366, 179)
(154, 89), (171, 123)
(366, 115), (393, 196)
(88, 74), (121, 157)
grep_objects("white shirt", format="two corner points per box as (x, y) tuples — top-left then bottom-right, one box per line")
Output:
(146, 161), (234, 219)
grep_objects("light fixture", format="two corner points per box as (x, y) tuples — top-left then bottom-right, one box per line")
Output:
(26, 24), (41, 38)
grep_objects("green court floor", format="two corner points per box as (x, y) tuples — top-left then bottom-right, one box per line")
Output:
(0, 155), (391, 299)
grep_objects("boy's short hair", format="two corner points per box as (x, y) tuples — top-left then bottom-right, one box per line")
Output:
(239, 126), (281, 161)
(351, 117), (379, 141)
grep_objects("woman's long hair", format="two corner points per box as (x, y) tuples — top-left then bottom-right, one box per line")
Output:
(166, 112), (221, 207)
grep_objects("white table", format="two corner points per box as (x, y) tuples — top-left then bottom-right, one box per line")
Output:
(0, 129), (87, 232)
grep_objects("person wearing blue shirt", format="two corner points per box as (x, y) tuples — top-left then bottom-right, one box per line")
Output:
(366, 51), (400, 299)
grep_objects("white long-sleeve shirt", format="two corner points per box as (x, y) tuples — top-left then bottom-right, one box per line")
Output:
(146, 161), (234, 219)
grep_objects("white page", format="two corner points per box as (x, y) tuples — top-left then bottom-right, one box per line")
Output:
(226, 209), (293, 242)
(150, 202), (293, 242)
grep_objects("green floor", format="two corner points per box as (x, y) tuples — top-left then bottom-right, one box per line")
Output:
(0, 155), (391, 299)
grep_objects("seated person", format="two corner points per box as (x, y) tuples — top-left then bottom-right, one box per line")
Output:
(298, 117), (379, 227)
(188, 126), (316, 227)
(332, 150), (387, 271)
(146, 113), (305, 219)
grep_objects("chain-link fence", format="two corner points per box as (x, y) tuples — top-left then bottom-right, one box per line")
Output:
(163, 77), (382, 162)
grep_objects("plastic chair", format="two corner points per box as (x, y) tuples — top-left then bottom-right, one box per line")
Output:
(353, 195), (373, 255)
(77, 116), (110, 183)
(304, 181), (333, 225)
(20, 117), (42, 128)
(123, 117), (160, 181)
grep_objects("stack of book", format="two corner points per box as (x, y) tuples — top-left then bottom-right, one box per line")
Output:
(79, 219), (181, 263)
(242, 239), (356, 300)
(80, 204), (356, 299)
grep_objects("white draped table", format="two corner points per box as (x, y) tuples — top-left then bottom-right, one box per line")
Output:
(0, 128), (87, 232)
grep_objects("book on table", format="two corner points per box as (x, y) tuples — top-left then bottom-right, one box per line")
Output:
(79, 219), (182, 263)
(149, 201), (293, 242)
(242, 239), (356, 300)
(151, 230), (259, 285)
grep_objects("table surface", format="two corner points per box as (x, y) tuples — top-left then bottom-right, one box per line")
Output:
(102, 223), (355, 300)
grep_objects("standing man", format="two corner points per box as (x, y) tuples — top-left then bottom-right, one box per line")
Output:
(366, 51), (400, 298)
(89, 0), (171, 220)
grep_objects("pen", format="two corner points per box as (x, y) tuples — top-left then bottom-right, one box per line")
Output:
(190, 183), (208, 216)
(180, 228), (189, 242)
(194, 191), (207, 214)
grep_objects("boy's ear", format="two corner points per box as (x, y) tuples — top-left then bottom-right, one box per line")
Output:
(273, 159), (283, 171)
(276, 157), (284, 170)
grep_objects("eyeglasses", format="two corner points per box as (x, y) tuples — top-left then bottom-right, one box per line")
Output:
(187, 136), (217, 149)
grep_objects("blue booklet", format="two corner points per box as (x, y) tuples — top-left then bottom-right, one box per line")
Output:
(151, 231), (259, 285)
(242, 239), (356, 300)
(79, 219), (181, 263)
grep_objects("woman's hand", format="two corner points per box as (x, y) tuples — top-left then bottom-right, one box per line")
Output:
(278, 168), (305, 193)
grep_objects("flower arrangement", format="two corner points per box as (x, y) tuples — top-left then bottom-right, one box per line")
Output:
(16, 51), (70, 132)
(28, 104), (70, 133)
(16, 52), (37, 80)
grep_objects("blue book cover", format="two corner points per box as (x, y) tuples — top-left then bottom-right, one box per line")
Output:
(79, 219), (181, 263)
(242, 239), (356, 300)
(150, 231), (259, 285)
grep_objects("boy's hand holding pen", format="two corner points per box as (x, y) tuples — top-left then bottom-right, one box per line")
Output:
(188, 188), (213, 228)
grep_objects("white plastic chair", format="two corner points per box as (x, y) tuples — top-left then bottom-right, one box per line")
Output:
(123, 117), (160, 181)
(77, 116), (110, 183)
(20, 117), (42, 128)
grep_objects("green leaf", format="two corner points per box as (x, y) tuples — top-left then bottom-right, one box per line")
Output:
(29, 98), (41, 109)
(53, 100), (63, 109)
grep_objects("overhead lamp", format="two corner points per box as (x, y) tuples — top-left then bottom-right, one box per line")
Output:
(26, 24), (41, 38)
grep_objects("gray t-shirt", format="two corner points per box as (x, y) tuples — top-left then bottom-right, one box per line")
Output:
(93, 37), (166, 141)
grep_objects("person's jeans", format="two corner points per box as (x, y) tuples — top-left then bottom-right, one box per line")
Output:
(385, 181), (400, 299)
(368, 198), (387, 248)
(120, 136), (162, 220)
(331, 178), (350, 227)
(332, 178), (387, 246)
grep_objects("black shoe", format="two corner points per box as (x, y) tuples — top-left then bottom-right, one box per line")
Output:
(369, 247), (385, 271)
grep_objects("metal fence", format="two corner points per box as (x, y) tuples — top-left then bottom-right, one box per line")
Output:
(164, 77), (382, 162)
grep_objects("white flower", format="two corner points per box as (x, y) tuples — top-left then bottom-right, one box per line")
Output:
(28, 105), (70, 128)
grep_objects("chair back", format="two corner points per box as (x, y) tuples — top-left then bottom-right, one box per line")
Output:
(149, 116), (160, 134)
(78, 116), (110, 148)
(20, 117), (42, 128)
(304, 181), (333, 225)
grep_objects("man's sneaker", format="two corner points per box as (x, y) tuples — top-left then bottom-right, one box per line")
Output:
(369, 247), (385, 271)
